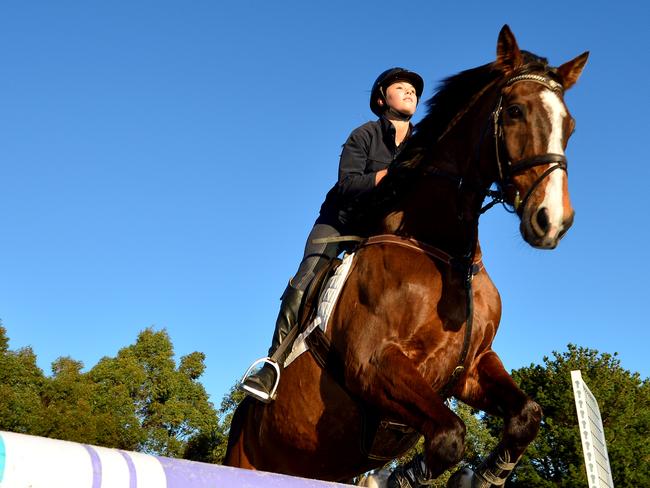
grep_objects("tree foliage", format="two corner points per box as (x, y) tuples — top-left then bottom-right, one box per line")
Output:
(184, 384), (244, 464)
(85, 328), (220, 457)
(492, 344), (650, 487)
(0, 324), (220, 460)
(0, 324), (47, 435)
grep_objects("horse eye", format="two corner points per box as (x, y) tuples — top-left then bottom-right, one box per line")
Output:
(506, 105), (523, 119)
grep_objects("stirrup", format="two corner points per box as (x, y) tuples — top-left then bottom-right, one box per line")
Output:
(240, 357), (281, 402)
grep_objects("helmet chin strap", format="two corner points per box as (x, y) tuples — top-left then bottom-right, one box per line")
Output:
(385, 107), (413, 121)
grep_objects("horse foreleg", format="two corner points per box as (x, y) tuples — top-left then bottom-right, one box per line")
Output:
(450, 350), (542, 487)
(361, 344), (467, 480)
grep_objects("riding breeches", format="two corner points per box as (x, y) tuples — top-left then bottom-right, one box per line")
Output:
(290, 223), (345, 292)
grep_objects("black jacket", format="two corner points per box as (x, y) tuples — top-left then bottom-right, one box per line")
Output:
(318, 117), (410, 230)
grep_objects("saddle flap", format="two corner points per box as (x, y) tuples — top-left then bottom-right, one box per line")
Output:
(284, 253), (358, 368)
(299, 256), (343, 330)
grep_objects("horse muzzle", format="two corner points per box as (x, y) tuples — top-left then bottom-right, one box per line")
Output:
(520, 205), (574, 249)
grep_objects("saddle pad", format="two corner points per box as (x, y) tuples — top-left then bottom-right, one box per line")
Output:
(284, 252), (355, 367)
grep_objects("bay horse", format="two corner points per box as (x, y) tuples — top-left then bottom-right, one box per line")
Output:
(225, 25), (588, 487)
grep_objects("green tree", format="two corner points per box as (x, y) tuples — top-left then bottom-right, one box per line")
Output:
(88, 328), (219, 457)
(85, 351), (145, 450)
(0, 323), (219, 460)
(184, 383), (245, 464)
(491, 344), (650, 487)
(0, 323), (47, 435)
(41, 357), (98, 443)
(218, 385), (246, 435)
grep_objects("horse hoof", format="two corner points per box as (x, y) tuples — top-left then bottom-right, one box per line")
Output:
(446, 467), (475, 488)
(356, 468), (391, 487)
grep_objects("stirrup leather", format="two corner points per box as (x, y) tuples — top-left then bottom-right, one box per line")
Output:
(240, 357), (281, 402)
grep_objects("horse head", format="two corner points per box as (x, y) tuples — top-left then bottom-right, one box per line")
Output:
(492, 25), (589, 248)
(378, 26), (588, 252)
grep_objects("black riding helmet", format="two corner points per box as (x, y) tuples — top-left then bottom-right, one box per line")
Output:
(370, 67), (424, 117)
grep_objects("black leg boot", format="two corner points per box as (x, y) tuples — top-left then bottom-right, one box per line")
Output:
(240, 284), (304, 402)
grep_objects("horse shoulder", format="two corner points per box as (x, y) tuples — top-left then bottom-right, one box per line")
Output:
(329, 246), (452, 387)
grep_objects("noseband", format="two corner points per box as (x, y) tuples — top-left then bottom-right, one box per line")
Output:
(490, 73), (568, 214)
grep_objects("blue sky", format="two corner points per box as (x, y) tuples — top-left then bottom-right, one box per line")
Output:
(1, 1), (648, 407)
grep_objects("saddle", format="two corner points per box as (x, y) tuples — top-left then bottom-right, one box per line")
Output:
(291, 253), (420, 462)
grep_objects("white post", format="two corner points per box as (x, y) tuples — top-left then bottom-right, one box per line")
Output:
(571, 370), (615, 488)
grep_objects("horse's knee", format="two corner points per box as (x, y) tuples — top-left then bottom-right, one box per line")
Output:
(506, 398), (542, 446)
(426, 419), (466, 472)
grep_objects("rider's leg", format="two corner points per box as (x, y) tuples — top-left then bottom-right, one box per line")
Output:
(240, 223), (341, 402)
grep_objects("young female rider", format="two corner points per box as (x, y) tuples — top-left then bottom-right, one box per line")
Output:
(241, 68), (424, 402)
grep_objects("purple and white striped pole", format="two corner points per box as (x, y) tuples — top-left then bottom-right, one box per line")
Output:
(0, 431), (351, 487)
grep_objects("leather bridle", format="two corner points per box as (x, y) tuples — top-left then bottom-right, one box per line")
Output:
(488, 73), (569, 215)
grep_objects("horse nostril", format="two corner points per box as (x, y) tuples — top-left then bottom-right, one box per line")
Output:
(535, 208), (550, 234)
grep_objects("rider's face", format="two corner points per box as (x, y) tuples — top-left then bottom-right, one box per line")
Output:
(383, 81), (418, 116)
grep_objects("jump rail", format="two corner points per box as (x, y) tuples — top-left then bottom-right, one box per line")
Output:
(0, 431), (350, 488)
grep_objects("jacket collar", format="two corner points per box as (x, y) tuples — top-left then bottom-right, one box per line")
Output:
(379, 116), (413, 149)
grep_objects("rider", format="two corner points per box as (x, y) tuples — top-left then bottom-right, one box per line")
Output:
(240, 68), (424, 403)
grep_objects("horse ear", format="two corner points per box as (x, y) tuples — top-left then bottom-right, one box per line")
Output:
(557, 51), (589, 90)
(496, 24), (523, 73)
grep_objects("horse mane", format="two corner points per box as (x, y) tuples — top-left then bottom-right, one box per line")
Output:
(400, 50), (557, 171)
(399, 63), (502, 168)
(356, 51), (558, 230)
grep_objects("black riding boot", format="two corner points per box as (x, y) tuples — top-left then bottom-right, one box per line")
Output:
(240, 284), (304, 402)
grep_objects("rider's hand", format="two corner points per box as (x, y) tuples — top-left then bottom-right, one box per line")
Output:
(375, 169), (388, 185)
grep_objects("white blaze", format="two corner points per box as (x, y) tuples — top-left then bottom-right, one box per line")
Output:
(539, 90), (567, 235)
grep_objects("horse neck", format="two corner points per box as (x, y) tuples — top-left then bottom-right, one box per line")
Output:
(380, 87), (500, 257)
(381, 176), (480, 258)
